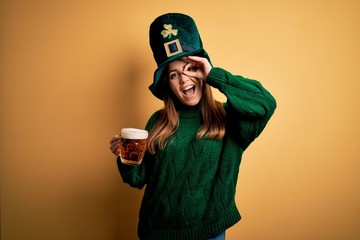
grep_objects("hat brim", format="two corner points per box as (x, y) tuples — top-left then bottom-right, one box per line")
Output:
(149, 48), (211, 100)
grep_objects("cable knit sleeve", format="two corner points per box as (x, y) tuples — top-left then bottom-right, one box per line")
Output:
(206, 67), (277, 149)
(116, 111), (160, 189)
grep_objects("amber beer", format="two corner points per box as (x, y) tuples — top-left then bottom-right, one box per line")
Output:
(119, 128), (148, 165)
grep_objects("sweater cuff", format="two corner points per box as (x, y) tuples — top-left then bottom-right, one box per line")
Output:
(206, 67), (228, 90)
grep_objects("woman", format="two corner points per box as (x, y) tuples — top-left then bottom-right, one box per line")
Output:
(110, 13), (276, 240)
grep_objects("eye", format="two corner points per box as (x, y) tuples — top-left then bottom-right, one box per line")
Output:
(187, 65), (198, 72)
(168, 71), (179, 80)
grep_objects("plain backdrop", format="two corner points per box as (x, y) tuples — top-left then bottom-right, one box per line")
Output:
(1, 0), (359, 239)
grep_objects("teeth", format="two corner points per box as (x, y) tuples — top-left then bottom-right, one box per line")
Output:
(183, 85), (194, 91)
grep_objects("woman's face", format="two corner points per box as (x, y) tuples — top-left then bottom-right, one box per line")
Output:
(167, 59), (203, 106)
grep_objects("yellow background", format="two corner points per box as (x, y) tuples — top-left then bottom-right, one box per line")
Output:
(1, 0), (360, 239)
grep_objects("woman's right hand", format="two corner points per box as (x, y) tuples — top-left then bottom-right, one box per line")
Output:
(109, 134), (121, 156)
(182, 56), (212, 81)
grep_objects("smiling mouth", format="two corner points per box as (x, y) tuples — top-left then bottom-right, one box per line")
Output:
(182, 85), (195, 96)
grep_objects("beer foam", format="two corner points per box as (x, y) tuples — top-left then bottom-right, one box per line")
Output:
(121, 128), (148, 139)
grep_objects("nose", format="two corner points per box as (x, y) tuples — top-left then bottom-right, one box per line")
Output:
(179, 72), (190, 84)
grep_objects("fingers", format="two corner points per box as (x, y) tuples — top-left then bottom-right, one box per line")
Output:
(110, 134), (120, 144)
(182, 56), (210, 68)
(182, 55), (206, 63)
(181, 56), (212, 79)
(110, 143), (119, 156)
(182, 63), (204, 80)
(109, 135), (121, 156)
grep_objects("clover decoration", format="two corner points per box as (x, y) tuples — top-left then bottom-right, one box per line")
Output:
(161, 24), (178, 39)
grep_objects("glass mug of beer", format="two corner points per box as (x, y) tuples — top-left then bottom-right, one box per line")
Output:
(118, 128), (148, 165)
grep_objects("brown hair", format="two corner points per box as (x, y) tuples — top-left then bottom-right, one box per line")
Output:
(147, 80), (226, 155)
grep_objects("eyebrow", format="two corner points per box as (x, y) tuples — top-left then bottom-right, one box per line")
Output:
(168, 69), (178, 75)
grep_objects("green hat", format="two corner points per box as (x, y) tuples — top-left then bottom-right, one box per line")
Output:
(148, 13), (211, 100)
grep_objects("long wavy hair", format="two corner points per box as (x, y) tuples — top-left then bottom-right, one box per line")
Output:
(147, 76), (226, 155)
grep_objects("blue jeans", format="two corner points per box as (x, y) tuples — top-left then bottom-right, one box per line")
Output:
(208, 232), (225, 240)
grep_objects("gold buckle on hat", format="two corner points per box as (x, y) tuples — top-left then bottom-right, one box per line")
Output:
(164, 39), (183, 57)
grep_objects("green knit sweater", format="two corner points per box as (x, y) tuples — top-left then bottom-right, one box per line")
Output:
(117, 67), (276, 240)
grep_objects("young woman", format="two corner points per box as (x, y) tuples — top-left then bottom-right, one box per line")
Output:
(110, 13), (276, 240)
